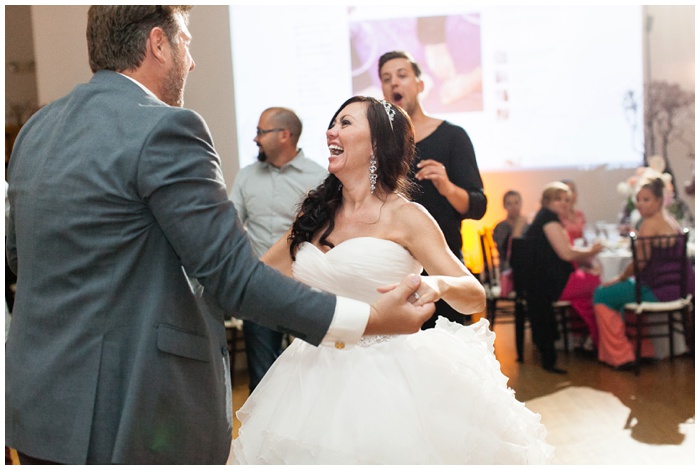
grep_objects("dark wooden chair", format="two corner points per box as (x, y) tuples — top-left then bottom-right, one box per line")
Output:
(623, 229), (693, 375)
(508, 237), (533, 362)
(478, 228), (518, 329)
(510, 237), (589, 362)
(551, 299), (587, 353)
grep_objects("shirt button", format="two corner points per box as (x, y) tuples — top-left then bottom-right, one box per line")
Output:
(334, 341), (345, 349)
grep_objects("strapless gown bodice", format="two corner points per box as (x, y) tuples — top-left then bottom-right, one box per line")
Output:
(292, 237), (423, 304)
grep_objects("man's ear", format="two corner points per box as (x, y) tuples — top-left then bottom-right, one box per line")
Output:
(147, 27), (168, 64)
(279, 129), (292, 142)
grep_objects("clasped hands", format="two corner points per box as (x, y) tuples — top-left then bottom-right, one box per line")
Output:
(365, 274), (435, 335)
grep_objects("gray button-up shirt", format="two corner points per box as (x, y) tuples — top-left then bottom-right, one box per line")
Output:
(229, 150), (327, 257)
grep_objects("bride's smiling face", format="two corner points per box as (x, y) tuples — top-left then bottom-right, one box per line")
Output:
(326, 102), (373, 178)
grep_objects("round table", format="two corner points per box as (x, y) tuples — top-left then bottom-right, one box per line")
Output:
(596, 249), (631, 283)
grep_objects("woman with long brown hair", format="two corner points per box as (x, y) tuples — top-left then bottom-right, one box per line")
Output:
(229, 96), (552, 464)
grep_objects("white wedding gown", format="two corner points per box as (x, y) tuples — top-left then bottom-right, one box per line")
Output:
(229, 237), (553, 464)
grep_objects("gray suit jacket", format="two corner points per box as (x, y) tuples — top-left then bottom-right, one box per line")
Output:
(5, 71), (335, 464)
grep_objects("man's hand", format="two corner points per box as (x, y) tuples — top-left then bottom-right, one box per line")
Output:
(416, 159), (452, 195)
(365, 274), (435, 335)
(416, 159), (470, 214)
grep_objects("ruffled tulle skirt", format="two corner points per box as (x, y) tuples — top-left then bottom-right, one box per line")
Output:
(229, 317), (553, 464)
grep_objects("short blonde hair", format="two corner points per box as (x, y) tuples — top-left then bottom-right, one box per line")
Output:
(541, 181), (571, 207)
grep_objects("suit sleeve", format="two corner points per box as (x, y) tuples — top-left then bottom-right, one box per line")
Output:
(136, 108), (335, 345)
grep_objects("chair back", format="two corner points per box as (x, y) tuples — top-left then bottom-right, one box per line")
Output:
(478, 228), (499, 288)
(629, 229), (689, 303)
(509, 236), (535, 298)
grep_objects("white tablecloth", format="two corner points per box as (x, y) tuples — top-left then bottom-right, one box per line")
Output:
(596, 250), (631, 283)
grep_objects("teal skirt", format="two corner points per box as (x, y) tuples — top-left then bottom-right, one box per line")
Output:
(593, 278), (658, 313)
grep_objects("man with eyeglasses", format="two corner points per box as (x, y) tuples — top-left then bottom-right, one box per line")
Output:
(230, 107), (327, 394)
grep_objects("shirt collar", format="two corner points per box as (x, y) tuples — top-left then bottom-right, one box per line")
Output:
(118, 73), (161, 102)
(266, 149), (305, 171)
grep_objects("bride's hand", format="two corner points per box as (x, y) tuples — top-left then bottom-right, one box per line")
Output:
(366, 275), (435, 335)
(376, 276), (440, 306)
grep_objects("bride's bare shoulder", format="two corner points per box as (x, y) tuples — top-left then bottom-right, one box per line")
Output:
(391, 196), (431, 216)
(389, 197), (440, 232)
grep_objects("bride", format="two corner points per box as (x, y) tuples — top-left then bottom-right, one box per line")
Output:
(229, 96), (553, 464)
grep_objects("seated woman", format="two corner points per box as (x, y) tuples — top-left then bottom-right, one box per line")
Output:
(560, 179), (586, 243)
(492, 190), (529, 271)
(522, 182), (604, 373)
(593, 176), (695, 369)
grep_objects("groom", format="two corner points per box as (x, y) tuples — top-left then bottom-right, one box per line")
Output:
(4, 6), (433, 465)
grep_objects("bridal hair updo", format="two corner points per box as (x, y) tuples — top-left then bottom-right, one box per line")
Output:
(289, 96), (416, 258)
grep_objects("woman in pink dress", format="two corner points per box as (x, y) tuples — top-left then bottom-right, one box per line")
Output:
(559, 179), (586, 242)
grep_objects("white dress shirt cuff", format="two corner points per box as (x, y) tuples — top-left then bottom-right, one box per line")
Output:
(320, 296), (369, 349)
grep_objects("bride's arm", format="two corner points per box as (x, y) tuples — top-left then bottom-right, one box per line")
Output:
(260, 228), (294, 277)
(398, 203), (485, 315)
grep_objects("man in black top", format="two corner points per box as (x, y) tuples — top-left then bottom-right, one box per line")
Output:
(379, 50), (487, 328)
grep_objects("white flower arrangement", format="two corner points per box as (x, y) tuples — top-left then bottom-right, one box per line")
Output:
(616, 155), (687, 230)
(617, 155), (674, 227)
(617, 155), (675, 206)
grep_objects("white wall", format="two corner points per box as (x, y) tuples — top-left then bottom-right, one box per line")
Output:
(646, 5), (695, 89)
(643, 5), (695, 218)
(31, 6), (91, 107)
(184, 6), (238, 186)
(15, 5), (696, 226)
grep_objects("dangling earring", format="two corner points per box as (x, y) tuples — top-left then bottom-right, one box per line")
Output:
(369, 154), (378, 194)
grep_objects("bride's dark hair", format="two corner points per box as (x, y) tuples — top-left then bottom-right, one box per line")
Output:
(289, 96), (416, 259)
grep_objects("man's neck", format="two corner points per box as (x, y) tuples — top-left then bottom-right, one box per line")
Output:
(408, 104), (428, 125)
(268, 148), (299, 169)
(121, 69), (153, 92)
(410, 105), (441, 142)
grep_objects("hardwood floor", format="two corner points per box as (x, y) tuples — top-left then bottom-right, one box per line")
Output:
(489, 312), (694, 463)
(492, 313), (694, 416)
(231, 370), (249, 440)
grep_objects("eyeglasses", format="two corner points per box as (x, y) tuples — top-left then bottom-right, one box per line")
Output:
(255, 128), (285, 137)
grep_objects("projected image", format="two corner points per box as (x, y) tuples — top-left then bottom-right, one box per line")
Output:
(350, 14), (484, 114)
(229, 5), (644, 172)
